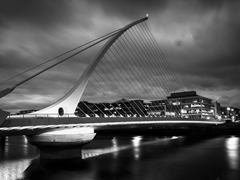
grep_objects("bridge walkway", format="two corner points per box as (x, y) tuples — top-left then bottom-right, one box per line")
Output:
(0, 116), (224, 136)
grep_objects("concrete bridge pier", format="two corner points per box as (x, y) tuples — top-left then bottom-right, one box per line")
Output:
(26, 127), (96, 159)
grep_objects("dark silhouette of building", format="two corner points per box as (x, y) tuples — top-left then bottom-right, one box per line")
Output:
(75, 99), (147, 117)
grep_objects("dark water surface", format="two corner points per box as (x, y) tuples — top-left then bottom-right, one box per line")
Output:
(0, 134), (240, 180)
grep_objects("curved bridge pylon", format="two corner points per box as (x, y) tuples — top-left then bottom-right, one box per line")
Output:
(29, 16), (149, 117)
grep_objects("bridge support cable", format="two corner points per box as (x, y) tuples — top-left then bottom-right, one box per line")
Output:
(80, 28), (137, 116)
(128, 27), (167, 98)
(92, 103), (110, 118)
(135, 26), (179, 116)
(142, 22), (177, 86)
(108, 46), (148, 117)
(78, 99), (109, 117)
(76, 103), (92, 117)
(116, 34), (159, 115)
(85, 38), (147, 117)
(143, 22), (185, 89)
(78, 85), (119, 117)
(115, 40), (159, 117)
(130, 26), (171, 101)
(81, 81), (134, 118)
(141, 23), (175, 90)
(75, 105), (89, 117)
(81, 101), (100, 117)
(133, 23), (178, 115)
(125, 25), (173, 116)
(121, 28), (168, 115)
(140, 23), (181, 116)
(81, 20), (167, 118)
(81, 46), (145, 117)
(119, 26), (170, 116)
(108, 45), (149, 117)
(79, 62), (134, 117)
(81, 55), (136, 117)
(115, 28), (164, 117)
(140, 22), (184, 117)
(76, 102), (95, 117)
(0, 29), (121, 86)
(3, 16), (184, 118)
(0, 29), (122, 99)
(102, 47), (146, 118)
(142, 22), (189, 114)
(21, 16), (150, 116)
(81, 18), (182, 118)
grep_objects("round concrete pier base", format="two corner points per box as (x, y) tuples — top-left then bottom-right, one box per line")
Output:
(27, 127), (96, 159)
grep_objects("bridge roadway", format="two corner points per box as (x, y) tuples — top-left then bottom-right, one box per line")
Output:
(0, 116), (224, 136)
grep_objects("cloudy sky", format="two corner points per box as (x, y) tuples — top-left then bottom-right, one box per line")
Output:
(0, 0), (239, 112)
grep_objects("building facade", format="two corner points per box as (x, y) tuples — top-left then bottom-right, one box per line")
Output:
(145, 91), (216, 119)
(219, 106), (240, 121)
(75, 91), (238, 121)
(167, 91), (215, 119)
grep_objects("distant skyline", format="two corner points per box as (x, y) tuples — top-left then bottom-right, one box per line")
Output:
(0, 0), (239, 112)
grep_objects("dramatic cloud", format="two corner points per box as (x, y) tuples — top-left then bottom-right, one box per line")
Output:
(0, 0), (239, 112)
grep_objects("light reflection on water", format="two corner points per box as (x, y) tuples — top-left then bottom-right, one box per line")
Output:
(82, 135), (179, 160)
(0, 136), (38, 180)
(82, 135), (149, 159)
(112, 137), (119, 158)
(0, 159), (31, 180)
(1, 135), (240, 180)
(132, 136), (142, 160)
(0, 135), (180, 179)
(225, 136), (239, 170)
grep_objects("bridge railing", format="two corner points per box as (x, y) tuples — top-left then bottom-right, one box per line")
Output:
(6, 113), (221, 122)
(7, 113), (78, 119)
(1, 114), (225, 129)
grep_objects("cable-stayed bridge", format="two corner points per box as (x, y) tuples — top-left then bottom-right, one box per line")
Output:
(0, 16), (224, 152)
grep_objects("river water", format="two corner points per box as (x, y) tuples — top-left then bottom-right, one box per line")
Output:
(0, 134), (240, 180)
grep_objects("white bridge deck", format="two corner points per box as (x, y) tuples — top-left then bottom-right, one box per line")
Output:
(0, 116), (224, 136)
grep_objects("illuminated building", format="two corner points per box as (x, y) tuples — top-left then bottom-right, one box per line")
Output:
(146, 99), (167, 117)
(220, 106), (240, 121)
(166, 91), (215, 119)
(75, 91), (238, 120)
